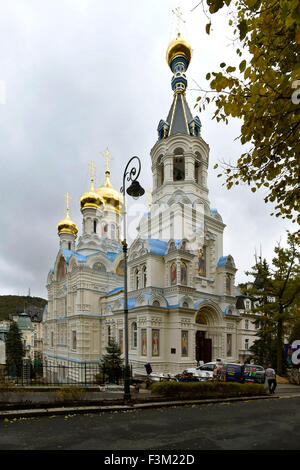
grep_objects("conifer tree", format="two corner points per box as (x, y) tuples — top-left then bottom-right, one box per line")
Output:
(5, 321), (24, 377)
(100, 337), (124, 384)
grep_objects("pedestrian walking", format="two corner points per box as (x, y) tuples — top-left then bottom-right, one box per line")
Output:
(265, 364), (277, 394)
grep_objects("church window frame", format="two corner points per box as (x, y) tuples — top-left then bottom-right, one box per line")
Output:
(131, 322), (137, 349)
(226, 274), (231, 295)
(180, 261), (187, 285)
(143, 265), (147, 288)
(111, 223), (116, 240)
(135, 268), (140, 290)
(170, 263), (177, 286)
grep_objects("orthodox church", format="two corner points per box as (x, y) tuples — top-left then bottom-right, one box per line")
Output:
(43, 33), (248, 381)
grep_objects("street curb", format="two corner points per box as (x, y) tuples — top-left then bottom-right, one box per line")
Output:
(0, 394), (281, 420)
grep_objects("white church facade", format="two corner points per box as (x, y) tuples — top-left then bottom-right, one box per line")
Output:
(42, 33), (252, 381)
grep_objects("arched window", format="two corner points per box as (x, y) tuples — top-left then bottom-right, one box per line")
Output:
(57, 258), (67, 281)
(173, 148), (185, 181)
(153, 300), (160, 307)
(181, 262), (187, 285)
(111, 224), (115, 240)
(116, 260), (124, 276)
(198, 246), (206, 276)
(183, 301), (189, 308)
(131, 322), (137, 349)
(93, 262), (106, 273)
(102, 223), (108, 238)
(93, 220), (97, 234)
(226, 274), (231, 295)
(169, 241), (176, 252)
(135, 268), (140, 290)
(107, 325), (111, 345)
(143, 265), (147, 287)
(171, 263), (177, 285)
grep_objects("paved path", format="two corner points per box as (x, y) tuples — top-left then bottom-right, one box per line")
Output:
(0, 396), (299, 450)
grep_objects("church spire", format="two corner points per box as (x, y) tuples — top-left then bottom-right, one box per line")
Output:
(157, 12), (201, 140)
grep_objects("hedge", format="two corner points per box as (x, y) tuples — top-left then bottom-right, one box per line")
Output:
(150, 381), (267, 399)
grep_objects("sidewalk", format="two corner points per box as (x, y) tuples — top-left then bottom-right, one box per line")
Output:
(0, 383), (299, 420)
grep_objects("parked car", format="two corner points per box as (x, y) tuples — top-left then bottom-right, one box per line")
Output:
(243, 364), (265, 384)
(184, 362), (219, 381)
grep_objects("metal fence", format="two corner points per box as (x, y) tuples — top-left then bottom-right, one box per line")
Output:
(1, 362), (132, 387)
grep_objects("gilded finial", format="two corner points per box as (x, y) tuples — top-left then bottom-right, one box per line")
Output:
(102, 147), (114, 173)
(88, 160), (96, 190)
(172, 6), (185, 37)
(64, 192), (71, 218)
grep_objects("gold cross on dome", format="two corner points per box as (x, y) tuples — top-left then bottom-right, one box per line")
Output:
(88, 160), (96, 188)
(172, 6), (186, 37)
(102, 147), (114, 171)
(64, 192), (71, 217)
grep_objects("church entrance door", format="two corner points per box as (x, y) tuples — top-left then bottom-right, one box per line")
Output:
(196, 331), (212, 364)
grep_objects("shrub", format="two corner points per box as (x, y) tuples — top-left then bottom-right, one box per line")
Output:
(150, 381), (267, 399)
(56, 386), (86, 402)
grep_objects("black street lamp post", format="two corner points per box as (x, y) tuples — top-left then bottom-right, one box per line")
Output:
(120, 156), (145, 401)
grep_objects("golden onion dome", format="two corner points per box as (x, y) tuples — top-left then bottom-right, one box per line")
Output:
(96, 169), (123, 213)
(57, 213), (78, 236)
(79, 187), (104, 210)
(166, 33), (192, 68)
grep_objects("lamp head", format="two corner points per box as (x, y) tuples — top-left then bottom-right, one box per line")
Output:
(126, 180), (145, 199)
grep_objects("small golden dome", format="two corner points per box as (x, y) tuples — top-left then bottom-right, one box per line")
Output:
(96, 170), (123, 213)
(166, 34), (192, 67)
(80, 188), (104, 210)
(57, 213), (78, 236)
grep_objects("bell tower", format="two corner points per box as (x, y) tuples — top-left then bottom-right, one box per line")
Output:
(150, 32), (210, 210)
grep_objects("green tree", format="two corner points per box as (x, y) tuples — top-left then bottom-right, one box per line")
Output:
(5, 321), (25, 377)
(289, 318), (300, 344)
(243, 232), (300, 374)
(195, 0), (300, 225)
(100, 337), (124, 384)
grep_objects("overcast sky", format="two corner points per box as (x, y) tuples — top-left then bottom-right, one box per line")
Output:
(0, 0), (294, 299)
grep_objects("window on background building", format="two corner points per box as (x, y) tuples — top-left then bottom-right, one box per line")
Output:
(245, 338), (249, 350)
(107, 325), (111, 345)
(245, 319), (249, 330)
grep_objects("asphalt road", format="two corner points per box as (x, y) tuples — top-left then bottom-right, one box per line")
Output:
(0, 396), (299, 451)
